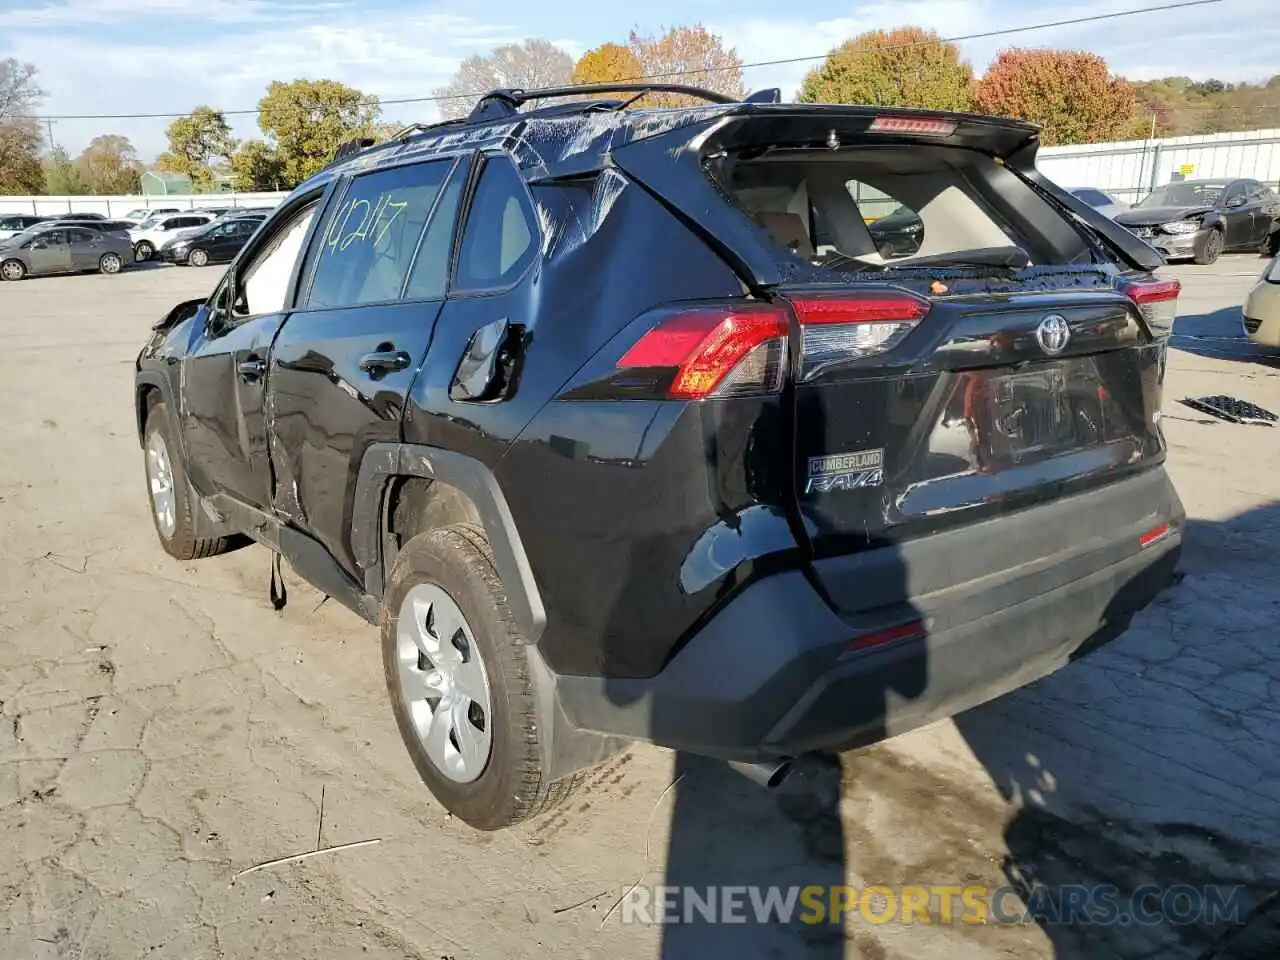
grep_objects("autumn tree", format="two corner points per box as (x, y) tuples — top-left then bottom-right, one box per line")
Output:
(256, 79), (380, 185)
(157, 106), (236, 189)
(434, 40), (574, 120)
(74, 134), (142, 194)
(573, 43), (643, 86)
(43, 146), (86, 194)
(230, 139), (285, 190)
(0, 58), (45, 195)
(975, 49), (1136, 146)
(627, 25), (744, 106)
(798, 27), (974, 111)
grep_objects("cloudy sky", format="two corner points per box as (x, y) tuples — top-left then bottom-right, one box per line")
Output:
(4, 0), (1277, 161)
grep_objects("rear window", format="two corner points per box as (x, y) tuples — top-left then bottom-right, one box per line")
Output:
(716, 144), (1094, 274)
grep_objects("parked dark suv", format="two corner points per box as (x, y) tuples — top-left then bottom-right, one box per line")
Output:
(135, 84), (1184, 829)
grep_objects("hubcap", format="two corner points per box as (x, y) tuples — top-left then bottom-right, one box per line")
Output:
(191, 250), (206, 266)
(395, 583), (493, 784)
(102, 255), (120, 273)
(146, 431), (176, 539)
(2, 262), (21, 280)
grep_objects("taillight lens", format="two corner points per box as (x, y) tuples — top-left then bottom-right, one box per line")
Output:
(617, 306), (789, 399)
(789, 293), (929, 381)
(1119, 276), (1180, 338)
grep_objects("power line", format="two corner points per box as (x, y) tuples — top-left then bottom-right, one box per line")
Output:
(28, 0), (1230, 121)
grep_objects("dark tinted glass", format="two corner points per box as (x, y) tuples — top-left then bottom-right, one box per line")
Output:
(454, 158), (538, 291)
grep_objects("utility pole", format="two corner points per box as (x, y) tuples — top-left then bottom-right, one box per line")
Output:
(45, 118), (56, 151)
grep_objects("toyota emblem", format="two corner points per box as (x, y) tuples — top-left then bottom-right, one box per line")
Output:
(1035, 314), (1071, 356)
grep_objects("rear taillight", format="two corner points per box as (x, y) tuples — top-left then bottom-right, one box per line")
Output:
(789, 293), (929, 381)
(617, 305), (789, 399)
(608, 292), (927, 399)
(1119, 276), (1180, 338)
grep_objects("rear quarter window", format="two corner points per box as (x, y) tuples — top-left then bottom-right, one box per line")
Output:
(453, 157), (539, 293)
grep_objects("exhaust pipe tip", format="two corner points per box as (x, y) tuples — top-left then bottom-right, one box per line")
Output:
(727, 758), (793, 789)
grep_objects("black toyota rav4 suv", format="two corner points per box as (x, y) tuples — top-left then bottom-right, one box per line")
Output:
(135, 84), (1184, 829)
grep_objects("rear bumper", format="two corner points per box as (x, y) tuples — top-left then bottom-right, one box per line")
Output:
(549, 468), (1184, 762)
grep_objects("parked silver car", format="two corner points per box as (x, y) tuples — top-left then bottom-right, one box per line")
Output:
(0, 225), (131, 281)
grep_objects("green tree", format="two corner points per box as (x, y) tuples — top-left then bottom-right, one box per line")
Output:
(43, 146), (86, 194)
(0, 58), (45, 195)
(573, 42), (643, 86)
(74, 134), (142, 194)
(230, 139), (285, 191)
(799, 27), (974, 111)
(256, 79), (380, 186)
(975, 49), (1136, 146)
(157, 106), (236, 189)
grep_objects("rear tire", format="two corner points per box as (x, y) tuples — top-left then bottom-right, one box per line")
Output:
(99, 252), (122, 275)
(134, 241), (154, 262)
(1194, 227), (1223, 265)
(1, 259), (26, 281)
(381, 523), (581, 829)
(143, 400), (230, 561)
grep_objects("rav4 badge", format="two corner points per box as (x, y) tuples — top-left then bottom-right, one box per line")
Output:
(806, 448), (885, 494)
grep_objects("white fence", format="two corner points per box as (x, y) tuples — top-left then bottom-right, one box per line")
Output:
(1038, 128), (1280, 203)
(0, 191), (289, 217)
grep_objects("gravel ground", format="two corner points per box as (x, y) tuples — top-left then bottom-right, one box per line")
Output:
(1, 255), (1277, 960)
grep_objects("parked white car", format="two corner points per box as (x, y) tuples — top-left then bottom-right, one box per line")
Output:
(1069, 187), (1130, 219)
(119, 207), (180, 226)
(129, 213), (212, 261)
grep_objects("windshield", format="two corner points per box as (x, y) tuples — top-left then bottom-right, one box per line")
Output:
(1138, 182), (1226, 208)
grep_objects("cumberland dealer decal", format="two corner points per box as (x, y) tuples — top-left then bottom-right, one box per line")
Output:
(806, 448), (885, 494)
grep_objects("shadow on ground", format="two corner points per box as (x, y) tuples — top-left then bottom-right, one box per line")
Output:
(1171, 304), (1280, 365)
(642, 502), (1280, 959)
(955, 503), (1280, 959)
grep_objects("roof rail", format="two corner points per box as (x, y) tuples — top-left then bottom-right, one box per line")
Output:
(466, 82), (738, 122)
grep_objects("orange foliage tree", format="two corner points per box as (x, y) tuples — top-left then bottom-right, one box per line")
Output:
(975, 49), (1138, 145)
(572, 43), (643, 86)
(626, 25), (745, 106)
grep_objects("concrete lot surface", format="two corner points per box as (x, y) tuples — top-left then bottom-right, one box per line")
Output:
(1, 256), (1278, 959)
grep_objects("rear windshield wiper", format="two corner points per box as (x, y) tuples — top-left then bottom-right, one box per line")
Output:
(887, 247), (1031, 270)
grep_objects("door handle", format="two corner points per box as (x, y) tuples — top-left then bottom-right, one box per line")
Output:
(237, 358), (266, 381)
(358, 348), (411, 377)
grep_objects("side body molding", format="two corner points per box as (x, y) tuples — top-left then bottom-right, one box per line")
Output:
(351, 443), (547, 643)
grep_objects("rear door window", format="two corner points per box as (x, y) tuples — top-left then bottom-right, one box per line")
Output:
(305, 158), (457, 309)
(453, 156), (538, 293)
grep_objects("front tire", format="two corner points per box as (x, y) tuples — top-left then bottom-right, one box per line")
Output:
(134, 241), (154, 262)
(1194, 227), (1223, 265)
(99, 252), (123, 275)
(143, 401), (229, 561)
(1, 259), (26, 281)
(188, 248), (209, 267)
(381, 524), (580, 830)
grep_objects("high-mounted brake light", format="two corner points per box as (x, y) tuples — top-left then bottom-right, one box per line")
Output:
(868, 115), (957, 137)
(1119, 276), (1180, 338)
(618, 306), (789, 399)
(788, 293), (929, 381)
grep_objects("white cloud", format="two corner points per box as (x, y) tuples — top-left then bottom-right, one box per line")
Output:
(6, 0), (336, 28)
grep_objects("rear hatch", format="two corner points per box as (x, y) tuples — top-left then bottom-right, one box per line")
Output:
(611, 106), (1178, 592)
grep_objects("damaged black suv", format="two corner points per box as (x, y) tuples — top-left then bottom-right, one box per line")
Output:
(135, 83), (1184, 829)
